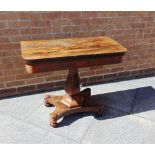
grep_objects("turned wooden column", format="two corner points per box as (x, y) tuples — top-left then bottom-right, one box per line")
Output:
(61, 65), (91, 108)
(64, 66), (81, 96)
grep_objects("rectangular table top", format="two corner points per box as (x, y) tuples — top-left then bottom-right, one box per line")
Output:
(21, 36), (127, 61)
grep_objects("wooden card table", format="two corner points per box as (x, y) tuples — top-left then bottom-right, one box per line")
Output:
(21, 36), (127, 127)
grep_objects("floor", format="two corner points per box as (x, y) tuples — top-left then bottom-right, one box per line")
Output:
(1, 76), (155, 143)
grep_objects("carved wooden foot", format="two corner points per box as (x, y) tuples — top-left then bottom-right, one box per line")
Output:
(44, 94), (53, 107)
(44, 89), (104, 128)
(50, 113), (58, 128)
(44, 94), (62, 107)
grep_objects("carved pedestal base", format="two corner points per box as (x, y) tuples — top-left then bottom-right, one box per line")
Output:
(44, 88), (104, 127)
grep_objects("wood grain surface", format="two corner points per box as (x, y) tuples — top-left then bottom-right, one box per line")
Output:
(21, 36), (127, 60)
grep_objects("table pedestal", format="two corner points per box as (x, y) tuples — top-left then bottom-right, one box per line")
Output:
(44, 67), (104, 127)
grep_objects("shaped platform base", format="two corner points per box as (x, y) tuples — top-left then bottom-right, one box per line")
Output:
(44, 89), (104, 127)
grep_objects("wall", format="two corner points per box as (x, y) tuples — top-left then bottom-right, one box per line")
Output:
(0, 11), (155, 98)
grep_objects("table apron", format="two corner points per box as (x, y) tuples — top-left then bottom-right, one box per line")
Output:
(25, 53), (125, 73)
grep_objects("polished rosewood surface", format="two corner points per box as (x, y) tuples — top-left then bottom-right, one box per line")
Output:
(21, 36), (127, 60)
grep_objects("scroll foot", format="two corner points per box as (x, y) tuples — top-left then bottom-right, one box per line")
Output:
(50, 113), (58, 128)
(44, 94), (54, 107)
